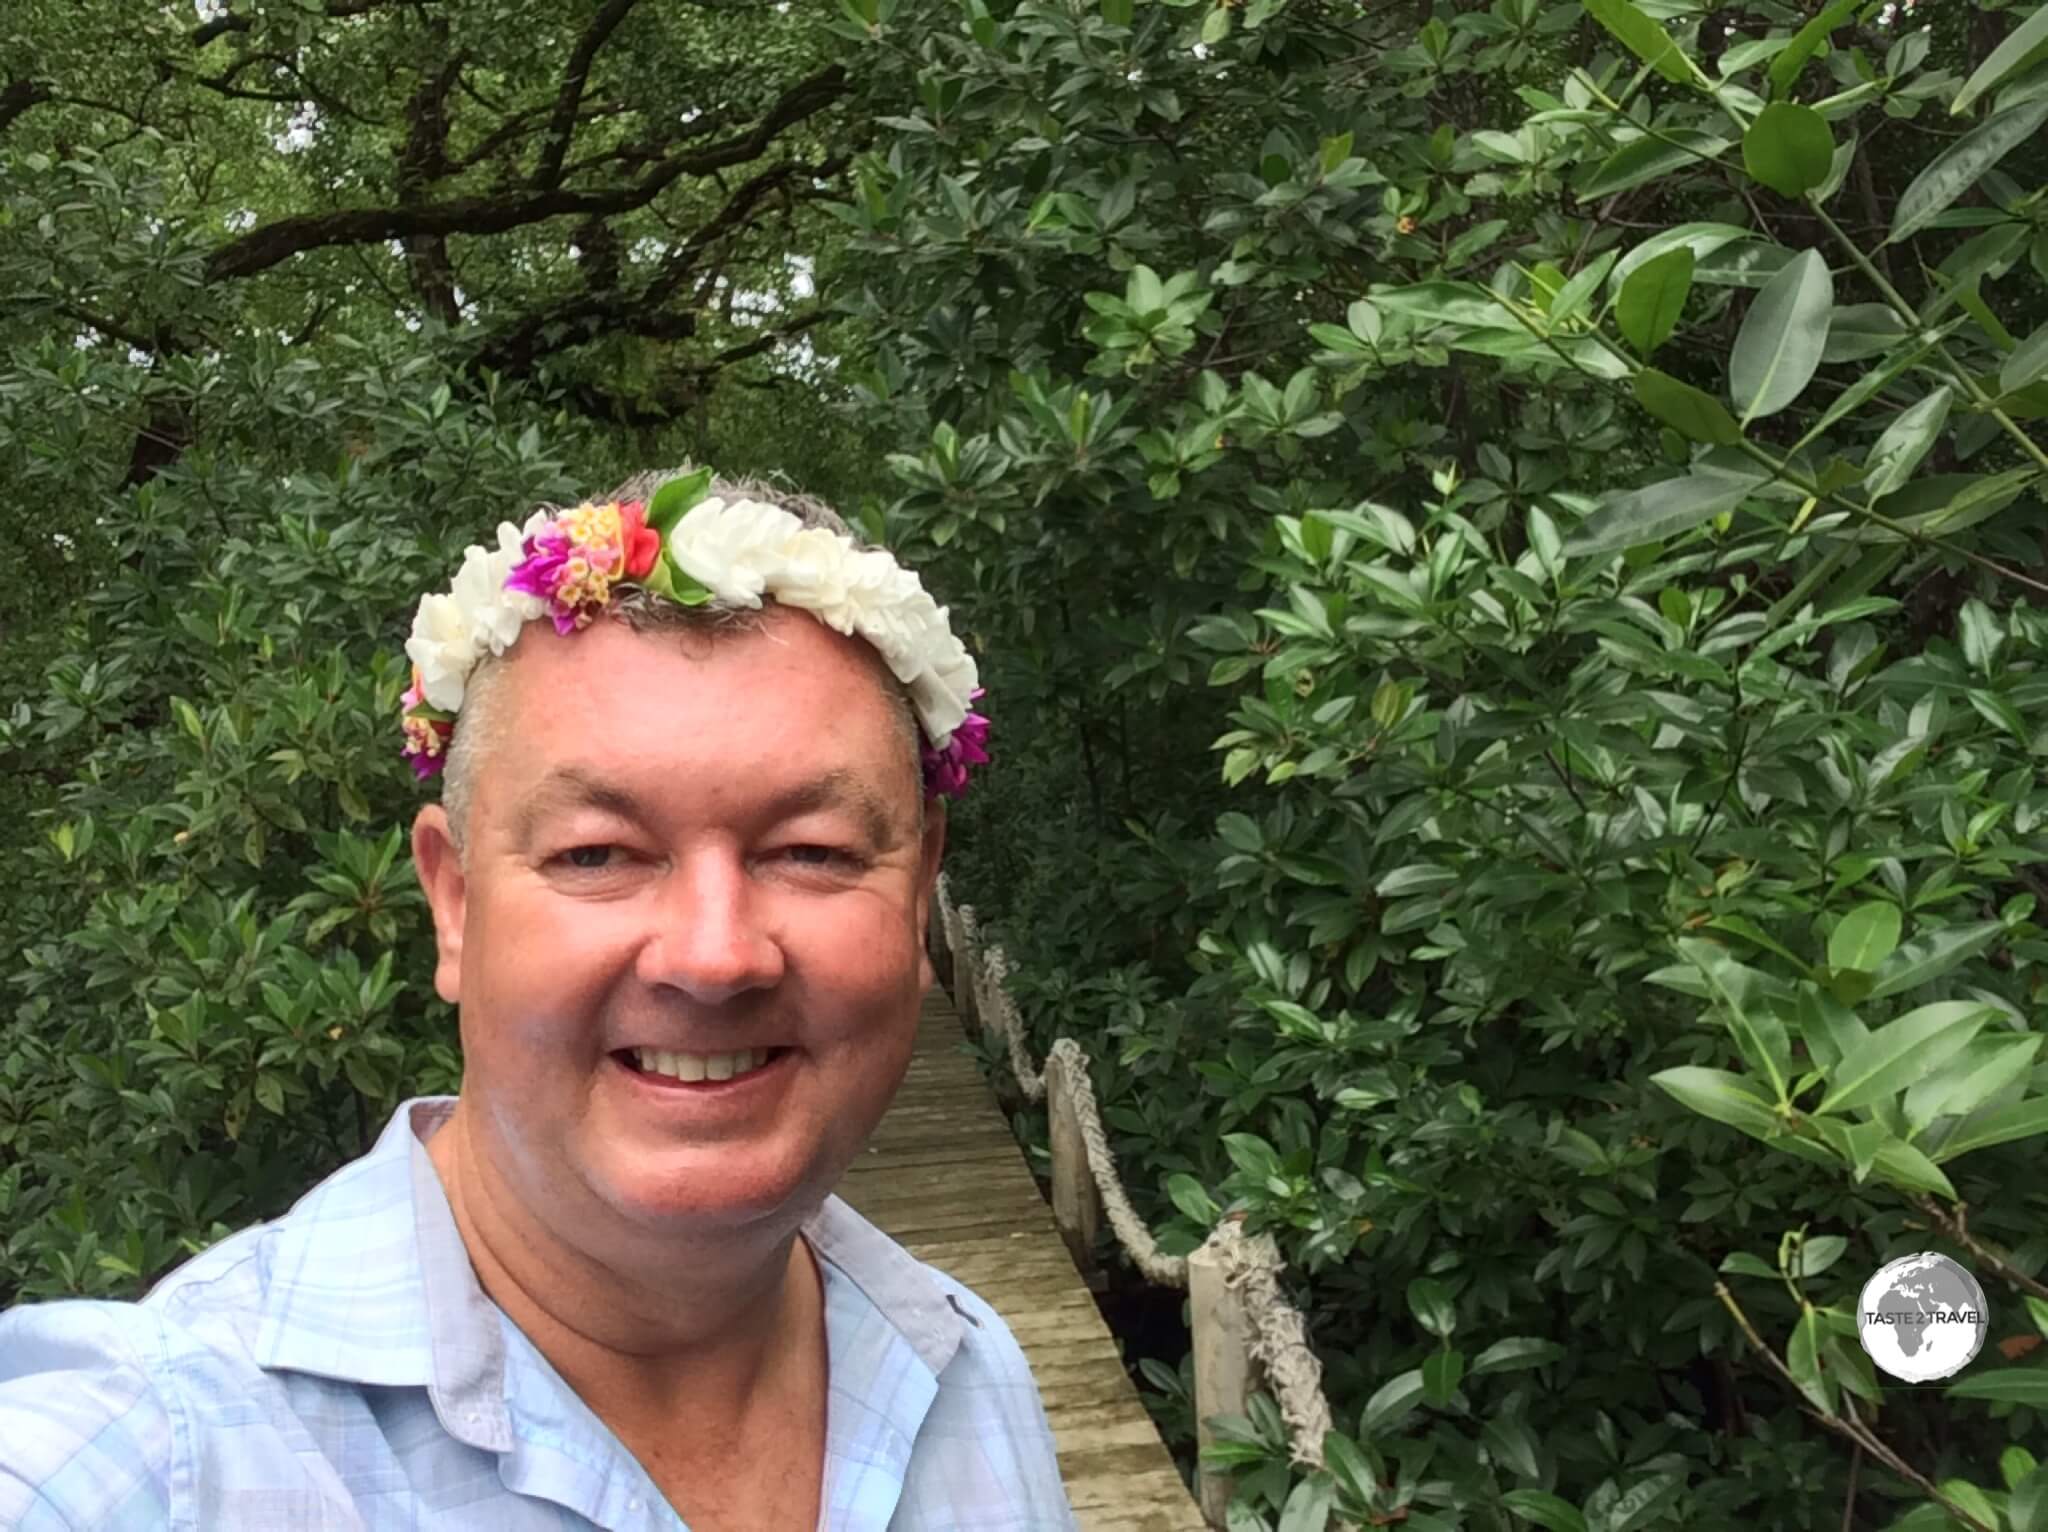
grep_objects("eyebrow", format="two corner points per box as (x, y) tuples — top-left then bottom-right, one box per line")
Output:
(511, 765), (899, 850)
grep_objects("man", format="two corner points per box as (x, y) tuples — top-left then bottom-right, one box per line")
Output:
(0, 469), (1072, 1529)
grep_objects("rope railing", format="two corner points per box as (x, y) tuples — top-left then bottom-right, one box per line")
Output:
(932, 875), (1337, 1520)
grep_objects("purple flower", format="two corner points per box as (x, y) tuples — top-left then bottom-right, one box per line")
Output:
(921, 690), (990, 800)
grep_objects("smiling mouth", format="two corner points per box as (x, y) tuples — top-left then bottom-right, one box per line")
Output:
(614, 1046), (789, 1084)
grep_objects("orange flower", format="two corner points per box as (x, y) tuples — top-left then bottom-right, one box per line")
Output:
(617, 500), (661, 579)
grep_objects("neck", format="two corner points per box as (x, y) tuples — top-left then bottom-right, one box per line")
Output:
(423, 1101), (823, 1432)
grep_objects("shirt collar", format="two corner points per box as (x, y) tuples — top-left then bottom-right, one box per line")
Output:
(251, 1095), (964, 1448)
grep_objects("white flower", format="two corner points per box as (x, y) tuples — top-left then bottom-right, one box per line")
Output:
(406, 593), (479, 711)
(769, 527), (857, 630)
(668, 496), (806, 604)
(449, 523), (545, 657)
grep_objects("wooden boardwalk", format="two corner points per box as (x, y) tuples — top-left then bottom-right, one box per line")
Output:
(836, 987), (1208, 1532)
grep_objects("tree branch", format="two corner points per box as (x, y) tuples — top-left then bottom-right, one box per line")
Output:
(533, 0), (643, 191)
(0, 76), (52, 135)
(203, 64), (846, 284)
(189, 0), (433, 48)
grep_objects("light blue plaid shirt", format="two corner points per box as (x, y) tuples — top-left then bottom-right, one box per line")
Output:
(0, 1097), (1079, 1529)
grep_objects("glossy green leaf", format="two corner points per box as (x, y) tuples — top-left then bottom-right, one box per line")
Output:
(1903, 1033), (2041, 1132)
(1501, 1490), (1588, 1532)
(1952, 4), (2048, 115)
(1472, 1336), (1567, 1374)
(1930, 1095), (2048, 1161)
(644, 467), (714, 537)
(1680, 938), (1791, 1099)
(1563, 466), (1765, 556)
(1892, 98), (2048, 243)
(1652, 1066), (1781, 1139)
(1769, 0), (1863, 96)
(1633, 369), (1742, 444)
(1869, 920), (2004, 997)
(1277, 1475), (1335, 1532)
(1786, 1307), (1835, 1414)
(2010, 1463), (2048, 1532)
(1582, 0), (1693, 82)
(1868, 1136), (1957, 1198)
(1817, 1001), (1996, 1115)
(1483, 1414), (1543, 1480)
(1828, 901), (1900, 972)
(1421, 1346), (1465, 1404)
(1578, 132), (1732, 198)
(1948, 1369), (2048, 1406)
(1408, 1275), (1457, 1337)
(1730, 249), (1834, 423)
(1743, 103), (1834, 197)
(1861, 386), (1952, 499)
(1359, 1367), (1426, 1436)
(2001, 322), (2048, 396)
(1616, 247), (1694, 355)
(1791, 1233), (1848, 1276)
(1370, 282), (1516, 328)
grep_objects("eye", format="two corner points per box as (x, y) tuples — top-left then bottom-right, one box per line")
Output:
(782, 845), (854, 868)
(558, 844), (617, 870)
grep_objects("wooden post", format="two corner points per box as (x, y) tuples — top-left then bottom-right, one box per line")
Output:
(954, 925), (982, 1037)
(1189, 1236), (1253, 1528)
(1045, 1049), (1102, 1277)
(926, 893), (954, 993)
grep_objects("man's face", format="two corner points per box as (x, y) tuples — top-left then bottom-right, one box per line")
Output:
(413, 608), (944, 1239)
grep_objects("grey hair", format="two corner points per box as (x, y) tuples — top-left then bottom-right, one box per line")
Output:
(440, 469), (926, 857)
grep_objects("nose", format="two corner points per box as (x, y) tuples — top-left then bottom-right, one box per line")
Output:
(634, 853), (785, 1005)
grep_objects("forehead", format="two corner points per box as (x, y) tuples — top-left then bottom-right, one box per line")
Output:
(477, 609), (915, 832)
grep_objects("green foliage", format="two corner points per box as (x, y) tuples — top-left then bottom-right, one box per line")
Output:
(841, 0), (2048, 1524)
(0, 0), (870, 1302)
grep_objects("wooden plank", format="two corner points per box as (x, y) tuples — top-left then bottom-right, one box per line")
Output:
(835, 980), (1207, 1532)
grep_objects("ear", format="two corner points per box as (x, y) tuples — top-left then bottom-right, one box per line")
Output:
(411, 804), (468, 1005)
(914, 798), (948, 992)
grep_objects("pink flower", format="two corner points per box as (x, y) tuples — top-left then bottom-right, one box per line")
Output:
(920, 689), (990, 800)
(400, 669), (453, 778)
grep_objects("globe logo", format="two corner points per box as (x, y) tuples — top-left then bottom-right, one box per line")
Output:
(1856, 1253), (1988, 1383)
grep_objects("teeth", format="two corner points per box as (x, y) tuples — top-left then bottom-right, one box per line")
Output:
(634, 1047), (769, 1083)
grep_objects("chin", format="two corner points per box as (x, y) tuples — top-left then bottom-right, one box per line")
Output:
(597, 1147), (833, 1233)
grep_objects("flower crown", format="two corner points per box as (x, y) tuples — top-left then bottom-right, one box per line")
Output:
(400, 468), (989, 798)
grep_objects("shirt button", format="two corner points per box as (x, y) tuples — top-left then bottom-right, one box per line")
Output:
(628, 1498), (643, 1512)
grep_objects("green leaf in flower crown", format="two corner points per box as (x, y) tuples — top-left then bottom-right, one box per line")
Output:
(645, 466), (715, 538)
(639, 555), (679, 600)
(649, 548), (712, 605)
(1743, 103), (1834, 198)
